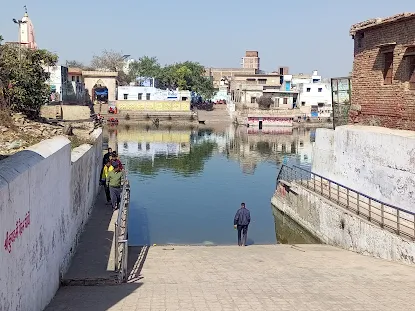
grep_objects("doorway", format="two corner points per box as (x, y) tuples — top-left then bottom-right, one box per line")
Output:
(259, 121), (263, 130)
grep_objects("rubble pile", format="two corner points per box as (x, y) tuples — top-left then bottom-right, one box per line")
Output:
(0, 113), (95, 156)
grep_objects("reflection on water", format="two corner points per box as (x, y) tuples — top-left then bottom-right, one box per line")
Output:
(108, 125), (317, 245)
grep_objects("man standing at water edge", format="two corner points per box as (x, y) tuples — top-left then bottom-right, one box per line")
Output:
(106, 162), (124, 210)
(234, 203), (250, 246)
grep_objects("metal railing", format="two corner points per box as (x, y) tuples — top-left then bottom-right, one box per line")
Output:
(114, 173), (130, 282)
(277, 164), (415, 240)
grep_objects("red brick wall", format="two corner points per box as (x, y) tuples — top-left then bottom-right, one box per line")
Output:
(350, 19), (415, 130)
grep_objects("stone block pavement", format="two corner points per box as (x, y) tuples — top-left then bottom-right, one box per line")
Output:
(45, 244), (415, 311)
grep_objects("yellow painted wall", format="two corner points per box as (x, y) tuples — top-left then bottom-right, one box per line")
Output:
(116, 100), (190, 112)
(116, 130), (190, 143)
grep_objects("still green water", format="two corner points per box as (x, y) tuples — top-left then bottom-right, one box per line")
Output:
(107, 124), (317, 246)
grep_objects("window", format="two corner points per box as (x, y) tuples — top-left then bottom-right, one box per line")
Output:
(76, 76), (80, 83)
(71, 76), (75, 81)
(318, 88), (322, 92)
(318, 103), (324, 107)
(306, 88), (311, 92)
(137, 143), (142, 150)
(409, 55), (415, 89)
(146, 143), (150, 150)
(123, 94), (128, 100)
(258, 79), (267, 84)
(251, 97), (256, 103)
(357, 32), (364, 48)
(300, 141), (304, 147)
(383, 52), (393, 85)
(301, 101), (306, 106)
(146, 93), (151, 100)
(138, 93), (143, 100)
(283, 98), (288, 105)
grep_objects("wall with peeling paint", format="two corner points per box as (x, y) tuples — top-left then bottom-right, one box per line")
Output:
(0, 129), (102, 311)
(312, 125), (415, 212)
(271, 184), (415, 265)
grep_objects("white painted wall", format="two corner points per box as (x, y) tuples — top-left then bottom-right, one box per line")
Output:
(0, 129), (102, 311)
(297, 82), (332, 117)
(312, 125), (415, 213)
(272, 183), (415, 265)
(118, 86), (190, 101)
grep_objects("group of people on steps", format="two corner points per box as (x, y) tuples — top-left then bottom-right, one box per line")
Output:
(100, 147), (125, 211)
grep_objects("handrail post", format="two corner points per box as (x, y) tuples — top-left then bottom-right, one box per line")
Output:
(346, 188), (349, 209)
(328, 181), (331, 199)
(368, 198), (372, 220)
(124, 240), (129, 281)
(114, 222), (118, 271)
(337, 184), (340, 203)
(357, 193), (360, 215)
(380, 204), (384, 228)
(313, 173), (316, 192)
(320, 176), (323, 194)
(397, 210), (400, 235)
(294, 167), (297, 182)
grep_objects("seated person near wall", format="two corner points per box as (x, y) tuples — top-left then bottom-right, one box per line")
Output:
(111, 151), (123, 170)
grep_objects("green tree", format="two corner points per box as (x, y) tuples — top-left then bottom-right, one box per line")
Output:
(156, 61), (214, 99)
(128, 56), (161, 83)
(0, 43), (58, 118)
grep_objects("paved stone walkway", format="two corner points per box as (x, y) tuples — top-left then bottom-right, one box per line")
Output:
(61, 188), (119, 285)
(45, 244), (415, 311)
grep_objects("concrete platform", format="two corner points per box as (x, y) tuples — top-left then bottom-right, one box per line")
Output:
(61, 188), (120, 285)
(46, 244), (415, 311)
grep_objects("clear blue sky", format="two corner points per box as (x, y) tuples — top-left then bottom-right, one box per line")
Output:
(1, 0), (413, 77)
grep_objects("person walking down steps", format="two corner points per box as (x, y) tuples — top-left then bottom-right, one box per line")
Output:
(101, 159), (114, 205)
(234, 202), (251, 246)
(106, 162), (124, 211)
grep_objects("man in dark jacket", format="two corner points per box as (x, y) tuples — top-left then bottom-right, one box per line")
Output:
(234, 203), (251, 246)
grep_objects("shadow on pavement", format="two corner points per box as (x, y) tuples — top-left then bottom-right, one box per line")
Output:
(62, 187), (119, 284)
(127, 246), (150, 283)
(44, 283), (142, 311)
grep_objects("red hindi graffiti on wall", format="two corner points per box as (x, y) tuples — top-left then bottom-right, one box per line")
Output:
(3, 211), (30, 253)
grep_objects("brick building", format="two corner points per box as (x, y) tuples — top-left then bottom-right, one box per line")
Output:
(349, 13), (415, 130)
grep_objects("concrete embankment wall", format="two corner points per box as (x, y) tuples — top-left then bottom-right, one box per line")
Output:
(271, 183), (415, 265)
(0, 129), (102, 311)
(312, 125), (415, 212)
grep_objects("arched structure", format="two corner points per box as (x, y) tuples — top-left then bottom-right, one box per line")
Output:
(82, 71), (118, 102)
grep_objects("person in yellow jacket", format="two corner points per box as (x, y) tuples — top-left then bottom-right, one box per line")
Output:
(101, 159), (114, 204)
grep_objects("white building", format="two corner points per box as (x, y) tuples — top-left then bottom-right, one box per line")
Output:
(297, 81), (332, 118)
(117, 86), (191, 101)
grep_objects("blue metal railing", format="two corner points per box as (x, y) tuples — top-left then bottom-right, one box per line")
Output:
(277, 164), (415, 239)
